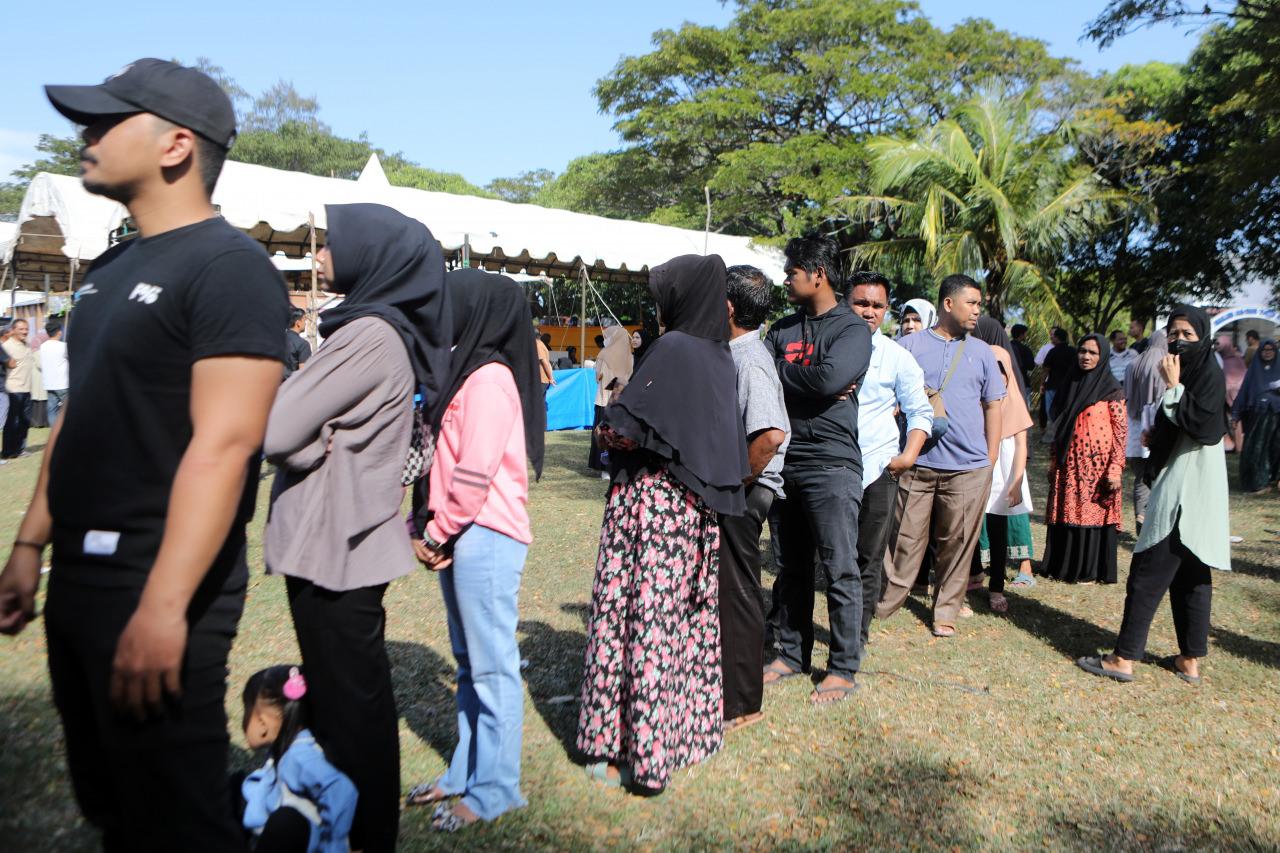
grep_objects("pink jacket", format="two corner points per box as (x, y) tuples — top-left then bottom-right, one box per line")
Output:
(426, 362), (531, 545)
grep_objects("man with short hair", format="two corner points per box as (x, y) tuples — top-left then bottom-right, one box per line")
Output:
(1008, 323), (1035, 393)
(2, 317), (34, 458)
(845, 272), (932, 658)
(719, 264), (789, 731)
(1041, 326), (1075, 418)
(763, 234), (872, 703)
(1108, 329), (1137, 385)
(1129, 317), (1149, 354)
(0, 59), (289, 851)
(877, 274), (1004, 637)
(283, 306), (311, 379)
(40, 318), (70, 424)
(1244, 329), (1261, 366)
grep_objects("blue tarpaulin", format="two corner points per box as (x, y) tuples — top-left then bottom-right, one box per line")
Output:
(545, 368), (596, 431)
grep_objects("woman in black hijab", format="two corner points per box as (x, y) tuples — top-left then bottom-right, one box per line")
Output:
(1078, 305), (1230, 685)
(263, 203), (451, 852)
(405, 269), (543, 831)
(577, 254), (749, 795)
(1040, 333), (1128, 584)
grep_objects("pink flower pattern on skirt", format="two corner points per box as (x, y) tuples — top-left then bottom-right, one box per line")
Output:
(576, 466), (723, 791)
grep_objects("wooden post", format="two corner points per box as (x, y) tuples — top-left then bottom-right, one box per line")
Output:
(65, 258), (78, 334)
(308, 213), (319, 349)
(579, 265), (587, 360)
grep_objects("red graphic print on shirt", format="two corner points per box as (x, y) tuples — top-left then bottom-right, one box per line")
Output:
(783, 341), (814, 366)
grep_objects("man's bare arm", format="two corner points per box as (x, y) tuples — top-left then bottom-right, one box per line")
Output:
(110, 356), (281, 718)
(982, 400), (1002, 465)
(746, 428), (786, 481)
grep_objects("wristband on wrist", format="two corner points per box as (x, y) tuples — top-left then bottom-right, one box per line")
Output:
(13, 539), (46, 552)
(422, 533), (445, 552)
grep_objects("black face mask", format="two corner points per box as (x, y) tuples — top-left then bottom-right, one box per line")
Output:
(1168, 338), (1191, 356)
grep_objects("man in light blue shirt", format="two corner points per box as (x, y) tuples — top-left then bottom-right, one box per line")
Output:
(846, 273), (932, 660)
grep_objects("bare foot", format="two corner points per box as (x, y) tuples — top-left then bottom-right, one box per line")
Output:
(810, 674), (857, 705)
(1173, 655), (1200, 679)
(1100, 653), (1134, 676)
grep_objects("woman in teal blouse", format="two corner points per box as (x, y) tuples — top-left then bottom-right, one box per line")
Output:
(1077, 305), (1229, 685)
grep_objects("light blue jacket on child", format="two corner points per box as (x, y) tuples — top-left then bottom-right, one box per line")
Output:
(242, 729), (358, 853)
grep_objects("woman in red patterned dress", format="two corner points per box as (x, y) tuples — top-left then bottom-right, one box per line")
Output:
(1042, 334), (1128, 583)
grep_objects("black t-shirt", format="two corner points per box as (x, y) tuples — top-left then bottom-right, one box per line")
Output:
(284, 329), (312, 378)
(1043, 343), (1077, 391)
(48, 217), (288, 581)
(1009, 339), (1035, 384)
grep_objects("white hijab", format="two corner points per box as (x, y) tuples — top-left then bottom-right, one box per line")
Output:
(898, 298), (938, 338)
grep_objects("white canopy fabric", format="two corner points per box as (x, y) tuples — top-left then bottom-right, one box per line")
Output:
(6, 156), (784, 286)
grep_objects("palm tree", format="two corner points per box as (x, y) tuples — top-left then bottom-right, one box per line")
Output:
(838, 93), (1137, 321)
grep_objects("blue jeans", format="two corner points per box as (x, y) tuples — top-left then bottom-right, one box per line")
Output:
(438, 524), (528, 821)
(47, 389), (68, 425)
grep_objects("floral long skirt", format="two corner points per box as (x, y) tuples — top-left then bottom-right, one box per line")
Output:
(576, 466), (723, 791)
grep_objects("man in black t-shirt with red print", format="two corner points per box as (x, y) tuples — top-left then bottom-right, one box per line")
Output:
(0, 60), (288, 852)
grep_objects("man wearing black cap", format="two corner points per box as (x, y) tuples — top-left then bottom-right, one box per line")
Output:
(0, 59), (288, 851)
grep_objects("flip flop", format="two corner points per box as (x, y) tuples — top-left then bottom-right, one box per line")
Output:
(1009, 573), (1036, 588)
(989, 592), (1009, 614)
(763, 659), (803, 686)
(584, 762), (633, 788)
(810, 682), (858, 705)
(405, 781), (454, 808)
(1076, 655), (1134, 682)
(725, 712), (765, 734)
(931, 624), (956, 638)
(1157, 655), (1202, 685)
(430, 803), (479, 832)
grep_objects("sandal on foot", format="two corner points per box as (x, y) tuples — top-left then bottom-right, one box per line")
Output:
(1009, 573), (1036, 588)
(989, 593), (1009, 614)
(810, 681), (858, 705)
(931, 624), (956, 638)
(763, 659), (803, 686)
(958, 604), (974, 618)
(966, 577), (985, 592)
(1076, 655), (1134, 682)
(584, 762), (632, 788)
(405, 781), (453, 808)
(1157, 655), (1202, 685)
(430, 803), (479, 832)
(725, 712), (765, 734)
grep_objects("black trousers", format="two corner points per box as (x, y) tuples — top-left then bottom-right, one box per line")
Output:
(970, 514), (1009, 594)
(2, 390), (31, 457)
(717, 484), (775, 720)
(1115, 526), (1213, 660)
(771, 465), (864, 678)
(45, 569), (247, 853)
(856, 470), (898, 658)
(287, 577), (399, 853)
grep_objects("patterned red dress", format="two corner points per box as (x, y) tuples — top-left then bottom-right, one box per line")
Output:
(1042, 400), (1127, 582)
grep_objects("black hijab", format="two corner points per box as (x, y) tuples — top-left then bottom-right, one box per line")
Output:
(1049, 333), (1124, 462)
(632, 329), (655, 363)
(318, 203), (451, 425)
(1146, 304), (1227, 480)
(605, 254), (749, 515)
(440, 268), (545, 478)
(974, 316), (1027, 399)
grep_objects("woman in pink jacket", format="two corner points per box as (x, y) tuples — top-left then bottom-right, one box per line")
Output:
(405, 269), (545, 832)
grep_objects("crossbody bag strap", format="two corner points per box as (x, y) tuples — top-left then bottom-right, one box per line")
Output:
(938, 337), (967, 394)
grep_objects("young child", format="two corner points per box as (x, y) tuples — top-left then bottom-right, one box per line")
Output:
(240, 666), (358, 853)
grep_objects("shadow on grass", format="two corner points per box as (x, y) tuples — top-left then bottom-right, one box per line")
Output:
(1228, 554), (1278, 581)
(1210, 626), (1280, 671)
(386, 640), (459, 764)
(1044, 802), (1279, 851)
(1000, 590), (1118, 660)
(519, 618), (588, 761)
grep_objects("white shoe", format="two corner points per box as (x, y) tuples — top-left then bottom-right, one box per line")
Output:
(600, 472), (610, 480)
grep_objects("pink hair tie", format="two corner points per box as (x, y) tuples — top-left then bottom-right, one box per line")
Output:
(283, 667), (307, 701)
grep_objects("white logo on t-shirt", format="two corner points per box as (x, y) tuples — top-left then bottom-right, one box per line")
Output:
(129, 283), (163, 304)
(74, 283), (98, 302)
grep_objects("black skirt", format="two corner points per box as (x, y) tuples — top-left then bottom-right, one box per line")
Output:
(587, 404), (607, 470)
(1041, 523), (1118, 584)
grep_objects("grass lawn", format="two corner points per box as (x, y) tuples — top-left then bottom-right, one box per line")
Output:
(2, 427), (1278, 850)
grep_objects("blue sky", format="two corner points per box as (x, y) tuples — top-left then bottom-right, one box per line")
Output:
(1, 1), (1197, 188)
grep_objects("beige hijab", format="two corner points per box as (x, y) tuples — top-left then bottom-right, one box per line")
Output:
(594, 325), (634, 405)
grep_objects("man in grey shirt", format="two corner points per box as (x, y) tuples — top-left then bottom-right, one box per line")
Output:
(719, 265), (790, 732)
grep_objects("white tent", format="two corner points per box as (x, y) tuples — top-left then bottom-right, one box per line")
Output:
(4, 156), (784, 288)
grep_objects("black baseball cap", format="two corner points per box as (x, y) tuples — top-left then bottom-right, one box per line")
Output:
(45, 58), (236, 149)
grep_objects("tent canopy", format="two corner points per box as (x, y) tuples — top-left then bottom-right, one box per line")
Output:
(4, 155), (784, 289)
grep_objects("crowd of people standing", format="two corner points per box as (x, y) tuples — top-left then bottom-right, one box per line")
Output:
(0, 58), (1263, 851)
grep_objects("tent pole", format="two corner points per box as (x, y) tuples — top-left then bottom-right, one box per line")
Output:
(308, 213), (319, 349)
(704, 185), (711, 254)
(579, 265), (587, 360)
